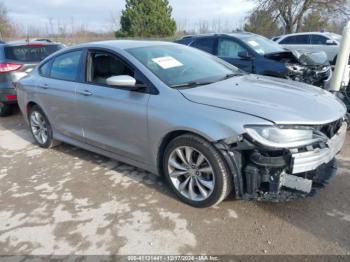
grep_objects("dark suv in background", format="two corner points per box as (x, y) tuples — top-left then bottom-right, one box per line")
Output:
(176, 32), (332, 88)
(0, 39), (64, 116)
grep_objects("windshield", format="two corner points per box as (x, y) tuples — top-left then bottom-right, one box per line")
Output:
(127, 44), (240, 88)
(5, 44), (63, 62)
(241, 35), (285, 55)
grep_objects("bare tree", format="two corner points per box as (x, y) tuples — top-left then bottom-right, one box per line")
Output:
(0, 2), (13, 39)
(251, 0), (350, 33)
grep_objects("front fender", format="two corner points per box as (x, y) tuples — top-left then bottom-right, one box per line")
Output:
(147, 93), (272, 168)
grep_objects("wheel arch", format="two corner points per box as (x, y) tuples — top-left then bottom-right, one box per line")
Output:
(156, 129), (218, 176)
(26, 101), (39, 116)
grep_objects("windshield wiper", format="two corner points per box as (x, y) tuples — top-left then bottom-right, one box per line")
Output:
(218, 73), (244, 81)
(170, 81), (214, 89)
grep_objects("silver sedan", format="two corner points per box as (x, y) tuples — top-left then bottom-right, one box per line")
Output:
(16, 40), (347, 207)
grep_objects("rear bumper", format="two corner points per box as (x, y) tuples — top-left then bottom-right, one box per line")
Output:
(0, 88), (17, 105)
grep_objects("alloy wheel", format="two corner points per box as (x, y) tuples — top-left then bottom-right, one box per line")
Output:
(30, 111), (49, 145)
(167, 146), (215, 201)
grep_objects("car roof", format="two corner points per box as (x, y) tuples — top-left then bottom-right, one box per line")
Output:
(180, 32), (257, 40)
(68, 40), (178, 50)
(277, 31), (334, 38)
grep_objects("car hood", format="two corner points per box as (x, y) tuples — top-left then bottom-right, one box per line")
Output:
(264, 50), (329, 66)
(292, 50), (329, 66)
(179, 75), (346, 125)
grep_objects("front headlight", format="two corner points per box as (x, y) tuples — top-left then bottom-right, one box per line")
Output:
(245, 126), (324, 149)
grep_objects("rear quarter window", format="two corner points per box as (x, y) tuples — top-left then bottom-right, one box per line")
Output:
(39, 60), (52, 77)
(4, 45), (62, 62)
(50, 50), (83, 81)
(191, 37), (216, 54)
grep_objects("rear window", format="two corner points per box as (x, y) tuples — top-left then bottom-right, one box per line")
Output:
(4, 45), (62, 62)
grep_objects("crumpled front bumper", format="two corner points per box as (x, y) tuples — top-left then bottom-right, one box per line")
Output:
(218, 121), (347, 202)
(291, 122), (347, 174)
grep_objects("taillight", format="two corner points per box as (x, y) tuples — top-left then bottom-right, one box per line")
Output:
(5, 95), (17, 101)
(0, 63), (23, 73)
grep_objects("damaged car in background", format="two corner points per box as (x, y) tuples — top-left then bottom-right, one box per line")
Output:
(176, 32), (332, 88)
(16, 41), (347, 207)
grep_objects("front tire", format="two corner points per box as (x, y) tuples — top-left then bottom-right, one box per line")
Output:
(29, 106), (59, 148)
(163, 134), (233, 208)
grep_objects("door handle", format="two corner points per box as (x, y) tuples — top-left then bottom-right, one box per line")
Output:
(77, 90), (93, 96)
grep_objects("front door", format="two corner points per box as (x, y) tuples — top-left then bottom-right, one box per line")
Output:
(74, 50), (150, 163)
(217, 38), (253, 73)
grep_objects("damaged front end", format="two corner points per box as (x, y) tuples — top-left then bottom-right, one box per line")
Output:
(266, 50), (332, 88)
(216, 119), (347, 202)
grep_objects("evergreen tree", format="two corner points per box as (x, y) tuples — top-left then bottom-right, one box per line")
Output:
(116, 0), (177, 38)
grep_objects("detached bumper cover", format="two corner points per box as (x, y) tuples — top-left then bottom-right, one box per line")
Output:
(291, 122), (347, 174)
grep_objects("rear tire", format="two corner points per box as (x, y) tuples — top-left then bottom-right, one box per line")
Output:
(0, 104), (13, 117)
(163, 134), (233, 208)
(28, 105), (60, 148)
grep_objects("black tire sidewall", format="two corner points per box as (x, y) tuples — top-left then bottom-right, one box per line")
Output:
(163, 135), (231, 208)
(29, 106), (54, 148)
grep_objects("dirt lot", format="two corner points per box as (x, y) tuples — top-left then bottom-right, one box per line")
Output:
(0, 110), (349, 255)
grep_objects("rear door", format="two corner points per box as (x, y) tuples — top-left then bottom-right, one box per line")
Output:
(35, 49), (84, 139)
(217, 37), (253, 72)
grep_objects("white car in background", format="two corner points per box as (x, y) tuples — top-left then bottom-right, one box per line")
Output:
(273, 32), (343, 65)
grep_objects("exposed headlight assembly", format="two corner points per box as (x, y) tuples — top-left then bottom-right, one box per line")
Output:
(245, 126), (326, 149)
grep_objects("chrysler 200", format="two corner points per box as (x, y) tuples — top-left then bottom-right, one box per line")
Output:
(16, 41), (347, 207)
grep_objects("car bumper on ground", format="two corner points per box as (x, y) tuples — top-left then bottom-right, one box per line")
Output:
(217, 121), (347, 202)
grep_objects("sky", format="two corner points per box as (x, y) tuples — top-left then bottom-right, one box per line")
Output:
(3, 0), (255, 33)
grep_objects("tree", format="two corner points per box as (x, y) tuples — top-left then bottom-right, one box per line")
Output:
(116, 0), (176, 38)
(250, 0), (350, 34)
(301, 11), (329, 32)
(0, 3), (12, 39)
(244, 10), (281, 37)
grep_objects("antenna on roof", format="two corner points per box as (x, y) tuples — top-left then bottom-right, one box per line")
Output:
(26, 25), (29, 43)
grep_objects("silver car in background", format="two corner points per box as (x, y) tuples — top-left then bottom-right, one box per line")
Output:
(273, 32), (343, 65)
(16, 41), (347, 207)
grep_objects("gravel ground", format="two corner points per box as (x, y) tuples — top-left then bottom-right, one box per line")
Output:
(0, 110), (349, 255)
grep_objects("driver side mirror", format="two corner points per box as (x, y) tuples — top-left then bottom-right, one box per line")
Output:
(326, 39), (337, 45)
(106, 75), (145, 91)
(238, 51), (253, 60)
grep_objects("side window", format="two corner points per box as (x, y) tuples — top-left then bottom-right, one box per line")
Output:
(217, 38), (247, 58)
(191, 38), (215, 54)
(39, 60), (51, 77)
(280, 35), (310, 45)
(87, 51), (134, 85)
(310, 35), (328, 45)
(50, 50), (82, 81)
